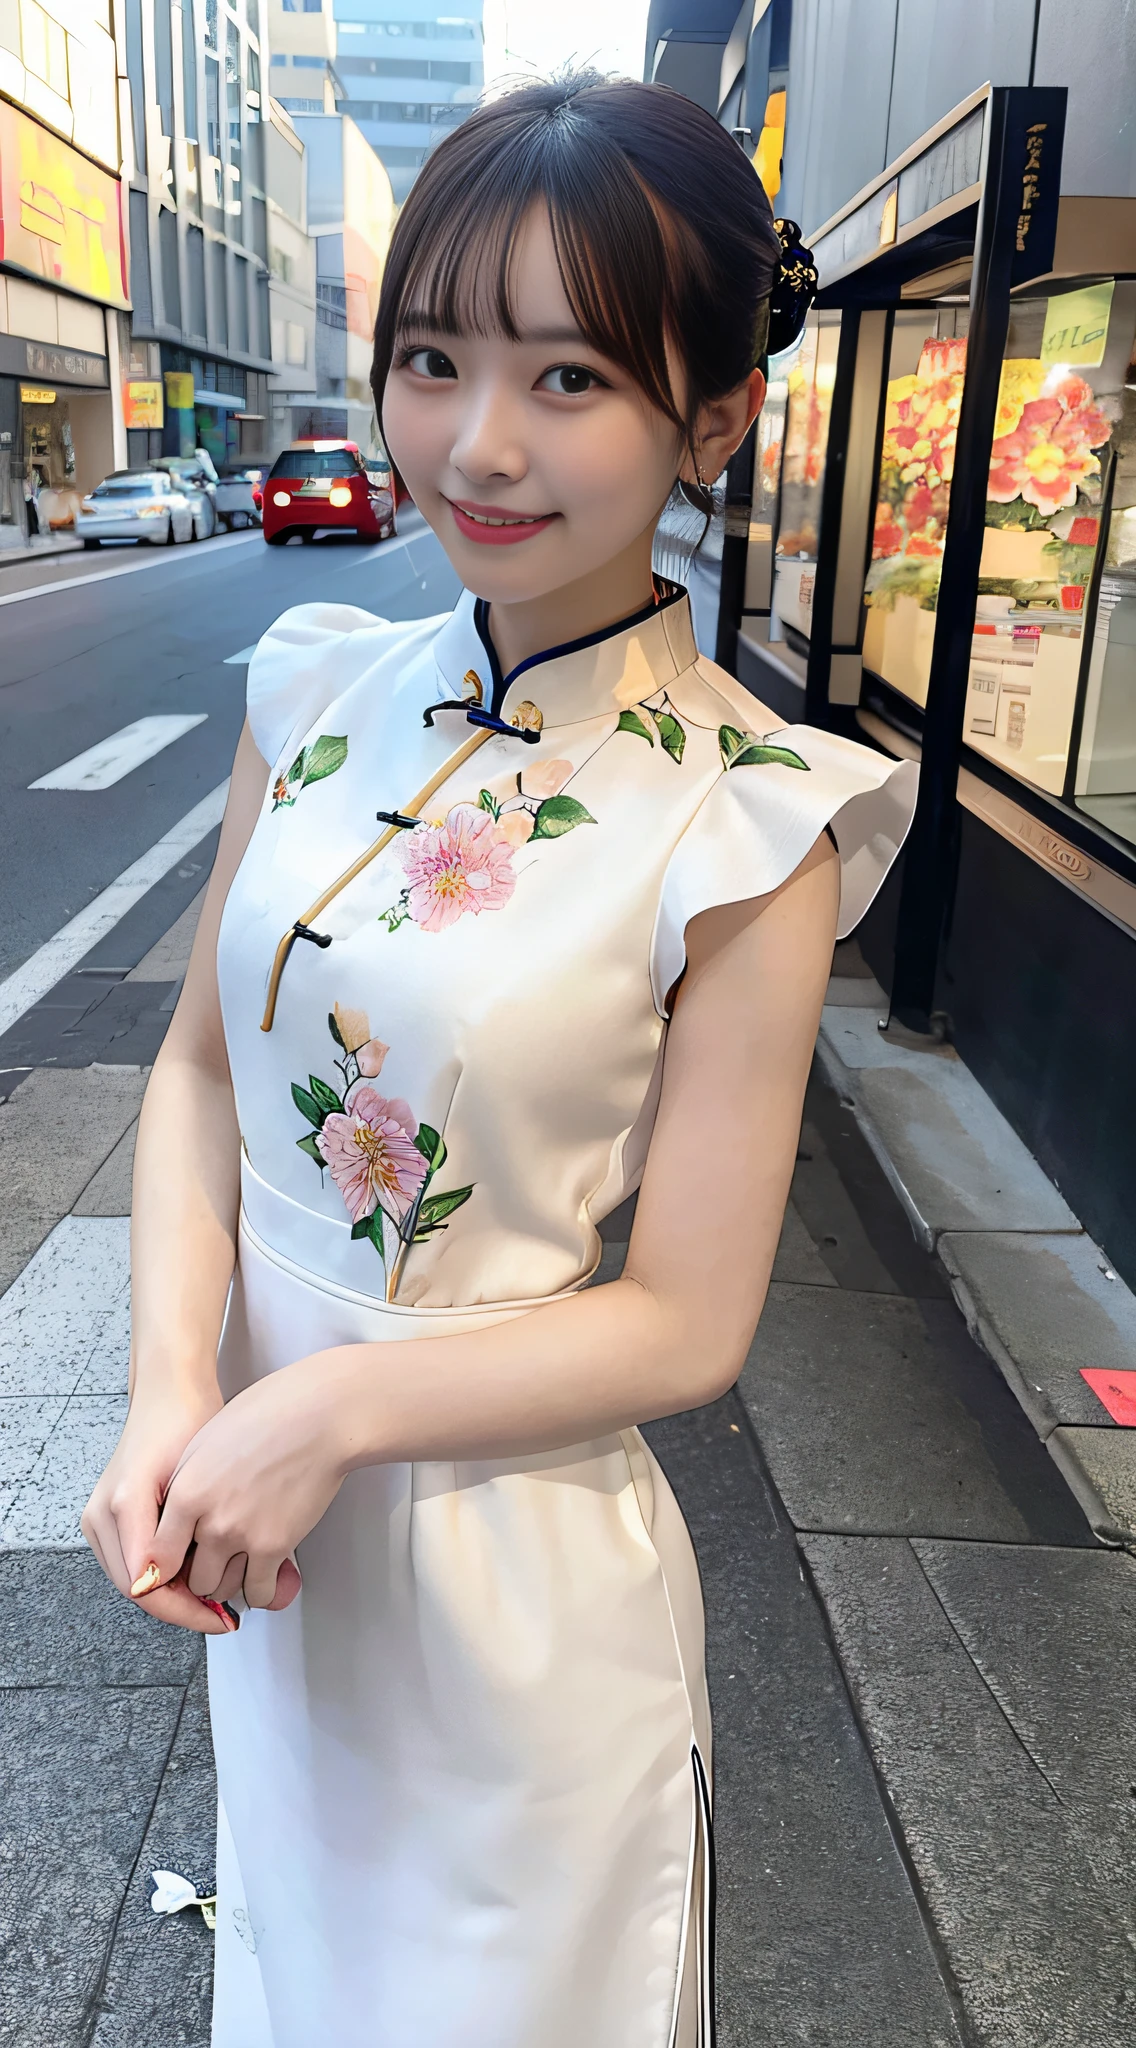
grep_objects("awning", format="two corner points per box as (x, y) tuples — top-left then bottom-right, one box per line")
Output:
(194, 389), (248, 409)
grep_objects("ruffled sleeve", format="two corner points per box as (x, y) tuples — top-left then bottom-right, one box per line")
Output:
(650, 724), (918, 1014)
(245, 603), (439, 769)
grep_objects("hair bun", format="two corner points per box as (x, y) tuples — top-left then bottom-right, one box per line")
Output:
(767, 219), (818, 357)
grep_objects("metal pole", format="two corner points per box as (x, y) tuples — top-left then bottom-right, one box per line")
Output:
(805, 309), (861, 727)
(887, 87), (1067, 1033)
(714, 418), (757, 673)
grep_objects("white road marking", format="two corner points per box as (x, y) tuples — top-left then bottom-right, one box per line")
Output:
(0, 780), (229, 1036)
(224, 644), (258, 665)
(30, 714), (208, 791)
(0, 530), (261, 609)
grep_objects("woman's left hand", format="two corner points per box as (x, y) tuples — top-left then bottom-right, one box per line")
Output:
(141, 1356), (349, 1610)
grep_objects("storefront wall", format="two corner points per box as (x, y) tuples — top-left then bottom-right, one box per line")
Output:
(0, 278), (116, 536)
(760, 8), (1136, 1283)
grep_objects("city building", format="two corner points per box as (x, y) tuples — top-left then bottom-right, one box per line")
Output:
(332, 0), (483, 207)
(264, 97), (318, 448)
(0, 0), (130, 540)
(268, 0), (340, 117)
(289, 108), (392, 445)
(122, 0), (275, 472)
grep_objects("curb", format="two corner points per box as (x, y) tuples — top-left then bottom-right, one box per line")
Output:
(815, 1002), (1136, 1551)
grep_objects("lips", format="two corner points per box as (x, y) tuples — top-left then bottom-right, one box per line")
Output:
(446, 498), (558, 546)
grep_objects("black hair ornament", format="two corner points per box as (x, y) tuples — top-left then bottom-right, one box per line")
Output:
(766, 219), (819, 358)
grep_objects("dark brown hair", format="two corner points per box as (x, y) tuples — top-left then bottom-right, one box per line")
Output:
(371, 73), (795, 501)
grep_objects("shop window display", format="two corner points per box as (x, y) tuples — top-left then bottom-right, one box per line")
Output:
(863, 287), (1136, 823)
(771, 312), (839, 644)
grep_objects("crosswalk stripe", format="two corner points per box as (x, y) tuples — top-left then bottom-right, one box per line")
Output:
(0, 781), (230, 1037)
(30, 715), (208, 791)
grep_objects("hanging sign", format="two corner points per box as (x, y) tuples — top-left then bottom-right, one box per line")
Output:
(1041, 281), (1114, 368)
(124, 380), (164, 429)
(164, 371), (195, 410)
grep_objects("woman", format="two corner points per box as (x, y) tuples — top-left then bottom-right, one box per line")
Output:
(84, 75), (916, 2047)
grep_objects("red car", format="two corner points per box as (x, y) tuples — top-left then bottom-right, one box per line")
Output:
(263, 441), (396, 545)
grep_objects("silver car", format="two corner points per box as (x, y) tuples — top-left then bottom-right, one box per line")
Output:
(75, 470), (199, 549)
(153, 456), (219, 538)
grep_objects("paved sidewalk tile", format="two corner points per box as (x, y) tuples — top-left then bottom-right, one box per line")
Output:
(0, 1683), (185, 2047)
(0, 1067), (146, 1293)
(648, 1399), (963, 2048)
(1, 1394), (128, 1545)
(803, 1533), (1136, 2048)
(911, 1540), (1136, 1899)
(939, 1229), (1136, 1433)
(92, 1666), (216, 2048)
(0, 1394), (67, 1519)
(1050, 1425), (1136, 1544)
(73, 1120), (138, 1217)
(739, 1282), (1092, 1546)
(0, 1551), (201, 1688)
(818, 1007), (1078, 1244)
(0, 1217), (130, 1396)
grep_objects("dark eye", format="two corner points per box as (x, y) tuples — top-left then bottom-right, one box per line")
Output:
(538, 364), (601, 396)
(405, 347), (457, 380)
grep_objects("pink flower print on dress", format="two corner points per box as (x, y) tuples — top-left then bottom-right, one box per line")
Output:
(397, 803), (517, 932)
(498, 809), (536, 848)
(316, 1087), (428, 1224)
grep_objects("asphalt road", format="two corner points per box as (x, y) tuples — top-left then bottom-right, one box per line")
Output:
(0, 515), (459, 983)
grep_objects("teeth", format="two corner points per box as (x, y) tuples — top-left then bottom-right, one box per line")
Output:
(462, 506), (544, 527)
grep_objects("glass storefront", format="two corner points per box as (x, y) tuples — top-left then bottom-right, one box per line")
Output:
(862, 286), (1136, 840)
(771, 311), (839, 645)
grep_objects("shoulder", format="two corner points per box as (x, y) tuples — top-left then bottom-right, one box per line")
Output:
(245, 603), (448, 769)
(651, 661), (919, 1014)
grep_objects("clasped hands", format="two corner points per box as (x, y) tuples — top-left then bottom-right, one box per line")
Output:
(82, 1352), (353, 1636)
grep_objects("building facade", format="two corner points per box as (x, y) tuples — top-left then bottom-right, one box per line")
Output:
(651, 1), (1136, 1286)
(121, 0), (279, 471)
(0, 0), (130, 539)
(331, 0), (482, 207)
(289, 107), (392, 446)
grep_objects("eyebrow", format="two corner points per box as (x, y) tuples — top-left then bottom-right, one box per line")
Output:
(396, 310), (591, 348)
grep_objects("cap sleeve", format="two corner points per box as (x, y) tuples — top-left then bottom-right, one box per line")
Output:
(650, 725), (918, 1014)
(245, 602), (412, 768)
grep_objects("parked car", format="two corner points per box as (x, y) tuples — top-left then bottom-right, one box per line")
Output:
(153, 456), (219, 539)
(215, 467), (264, 531)
(262, 442), (396, 545)
(75, 470), (199, 548)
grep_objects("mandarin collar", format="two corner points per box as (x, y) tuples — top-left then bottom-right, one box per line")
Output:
(431, 584), (698, 730)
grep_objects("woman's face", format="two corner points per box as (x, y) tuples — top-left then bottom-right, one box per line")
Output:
(381, 205), (690, 605)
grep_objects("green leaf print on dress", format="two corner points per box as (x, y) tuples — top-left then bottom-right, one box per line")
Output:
(718, 724), (810, 773)
(377, 759), (595, 934)
(291, 1004), (473, 1301)
(272, 733), (349, 810)
(616, 695), (687, 763)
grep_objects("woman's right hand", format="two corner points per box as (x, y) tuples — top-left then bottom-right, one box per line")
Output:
(82, 1380), (233, 1634)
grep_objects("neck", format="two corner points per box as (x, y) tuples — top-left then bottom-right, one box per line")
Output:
(486, 524), (656, 678)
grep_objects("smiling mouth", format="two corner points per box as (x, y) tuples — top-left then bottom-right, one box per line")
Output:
(453, 504), (552, 527)
(446, 498), (558, 546)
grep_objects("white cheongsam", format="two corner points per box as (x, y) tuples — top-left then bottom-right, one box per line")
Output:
(206, 582), (917, 2048)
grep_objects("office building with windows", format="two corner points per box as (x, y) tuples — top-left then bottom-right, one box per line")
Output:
(332, 2), (483, 206)
(122, 0), (276, 472)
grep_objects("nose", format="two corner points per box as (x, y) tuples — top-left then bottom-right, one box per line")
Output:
(449, 378), (528, 488)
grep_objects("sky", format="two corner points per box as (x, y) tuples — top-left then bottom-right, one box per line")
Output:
(481, 0), (653, 91)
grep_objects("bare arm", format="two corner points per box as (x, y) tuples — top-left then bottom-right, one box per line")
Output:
(147, 832), (840, 1610)
(82, 721), (271, 1628)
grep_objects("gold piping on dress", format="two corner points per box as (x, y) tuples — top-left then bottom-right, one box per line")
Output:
(260, 725), (496, 1031)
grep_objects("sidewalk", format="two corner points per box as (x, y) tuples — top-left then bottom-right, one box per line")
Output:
(2, 897), (1135, 2044)
(818, 942), (1136, 1548)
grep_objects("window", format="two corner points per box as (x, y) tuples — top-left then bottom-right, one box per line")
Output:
(159, 206), (181, 328)
(128, 187), (152, 326)
(269, 448), (360, 479)
(233, 255), (249, 352)
(124, 0), (146, 172)
(181, 0), (199, 139)
(154, 0), (174, 133)
(771, 313), (840, 646)
(337, 98), (462, 125)
(336, 18), (477, 36)
(210, 235), (228, 345)
(336, 56), (471, 82)
(187, 223), (207, 336)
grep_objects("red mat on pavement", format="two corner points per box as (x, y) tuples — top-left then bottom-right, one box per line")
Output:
(1081, 1368), (1136, 1425)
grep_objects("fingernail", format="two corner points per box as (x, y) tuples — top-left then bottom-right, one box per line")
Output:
(201, 1597), (240, 1633)
(130, 1562), (162, 1597)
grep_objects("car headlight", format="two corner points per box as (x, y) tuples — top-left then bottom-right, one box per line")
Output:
(272, 490), (291, 506)
(328, 486), (353, 507)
